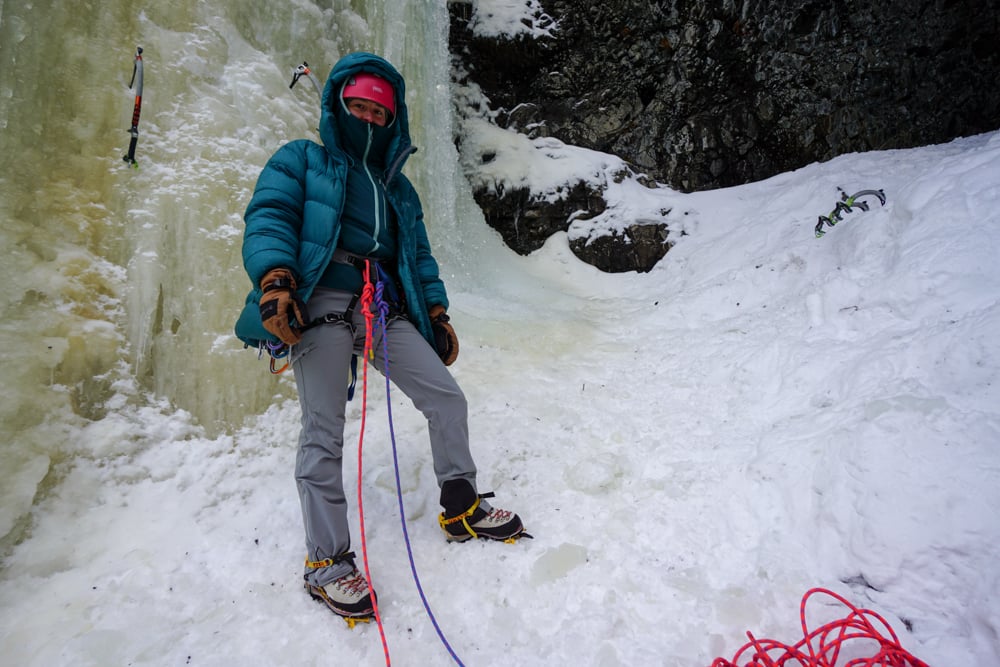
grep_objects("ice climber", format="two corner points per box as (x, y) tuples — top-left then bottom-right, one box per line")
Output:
(234, 51), (526, 621)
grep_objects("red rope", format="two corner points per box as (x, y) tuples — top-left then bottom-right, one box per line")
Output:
(710, 588), (929, 667)
(357, 262), (391, 664)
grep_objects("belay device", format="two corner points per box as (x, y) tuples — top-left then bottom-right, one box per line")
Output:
(815, 188), (886, 237)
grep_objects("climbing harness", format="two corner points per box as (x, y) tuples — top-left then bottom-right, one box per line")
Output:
(334, 249), (406, 308)
(711, 587), (929, 667)
(257, 249), (400, 398)
(123, 47), (144, 167)
(258, 307), (361, 397)
(815, 188), (886, 238)
(289, 61), (323, 99)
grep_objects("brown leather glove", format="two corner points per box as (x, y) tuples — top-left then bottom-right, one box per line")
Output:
(259, 268), (310, 346)
(429, 304), (459, 366)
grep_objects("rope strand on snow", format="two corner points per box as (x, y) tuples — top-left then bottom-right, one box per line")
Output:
(710, 587), (929, 667)
(357, 271), (391, 664)
(365, 261), (467, 666)
(352, 259), (470, 663)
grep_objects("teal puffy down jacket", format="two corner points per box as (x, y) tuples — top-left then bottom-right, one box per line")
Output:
(234, 52), (448, 349)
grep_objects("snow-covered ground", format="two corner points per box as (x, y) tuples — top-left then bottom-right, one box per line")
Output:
(2, 127), (998, 666)
(2, 0), (999, 664)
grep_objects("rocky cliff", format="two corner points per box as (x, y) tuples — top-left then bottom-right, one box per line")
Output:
(448, 0), (1000, 272)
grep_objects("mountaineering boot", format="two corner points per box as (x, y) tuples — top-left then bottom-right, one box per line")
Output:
(438, 478), (526, 542)
(304, 552), (375, 620)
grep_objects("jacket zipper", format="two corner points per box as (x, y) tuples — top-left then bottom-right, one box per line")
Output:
(362, 124), (384, 254)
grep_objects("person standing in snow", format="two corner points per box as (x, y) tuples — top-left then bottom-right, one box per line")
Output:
(235, 52), (525, 620)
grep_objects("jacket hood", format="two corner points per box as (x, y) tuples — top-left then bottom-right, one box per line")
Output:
(319, 52), (413, 177)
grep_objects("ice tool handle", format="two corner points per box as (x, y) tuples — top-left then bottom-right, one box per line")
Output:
(124, 47), (144, 167)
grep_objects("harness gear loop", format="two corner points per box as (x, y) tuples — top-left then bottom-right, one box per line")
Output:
(258, 292), (363, 397)
(264, 339), (291, 374)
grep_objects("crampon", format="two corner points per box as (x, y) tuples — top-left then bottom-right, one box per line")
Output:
(305, 581), (375, 628)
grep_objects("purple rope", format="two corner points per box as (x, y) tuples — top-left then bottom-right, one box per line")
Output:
(371, 278), (466, 667)
(266, 339), (288, 356)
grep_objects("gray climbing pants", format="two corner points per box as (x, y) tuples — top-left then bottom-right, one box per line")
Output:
(291, 287), (477, 586)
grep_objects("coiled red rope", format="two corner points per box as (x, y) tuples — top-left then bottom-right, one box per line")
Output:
(711, 588), (929, 667)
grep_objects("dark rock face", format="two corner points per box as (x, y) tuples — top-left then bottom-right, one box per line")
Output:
(478, 181), (607, 256)
(449, 0), (1000, 271)
(476, 178), (674, 272)
(569, 221), (674, 273)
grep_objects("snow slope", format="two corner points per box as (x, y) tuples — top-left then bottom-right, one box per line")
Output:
(2, 130), (998, 666)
